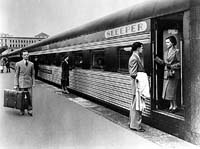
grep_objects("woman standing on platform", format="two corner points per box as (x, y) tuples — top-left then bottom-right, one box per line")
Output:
(61, 56), (70, 94)
(128, 42), (145, 132)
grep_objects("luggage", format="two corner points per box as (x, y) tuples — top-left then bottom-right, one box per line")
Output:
(4, 89), (29, 110)
(0, 65), (3, 73)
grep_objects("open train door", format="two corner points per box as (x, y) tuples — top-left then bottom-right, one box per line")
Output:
(152, 13), (184, 116)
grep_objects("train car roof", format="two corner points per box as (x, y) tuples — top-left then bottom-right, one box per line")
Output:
(7, 0), (200, 55)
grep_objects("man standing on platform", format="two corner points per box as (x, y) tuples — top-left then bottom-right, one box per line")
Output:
(14, 50), (35, 116)
(33, 57), (39, 79)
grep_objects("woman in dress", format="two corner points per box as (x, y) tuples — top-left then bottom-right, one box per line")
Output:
(155, 36), (181, 113)
(61, 56), (70, 94)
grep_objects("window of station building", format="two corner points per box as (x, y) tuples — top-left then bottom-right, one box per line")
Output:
(118, 47), (131, 73)
(91, 50), (104, 70)
(73, 52), (83, 68)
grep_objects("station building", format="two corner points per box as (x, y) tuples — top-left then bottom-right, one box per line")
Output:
(0, 32), (49, 54)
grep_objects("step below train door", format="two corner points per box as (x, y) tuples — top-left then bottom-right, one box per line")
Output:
(152, 13), (184, 118)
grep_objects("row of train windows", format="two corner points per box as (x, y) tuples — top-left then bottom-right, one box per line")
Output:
(37, 47), (131, 73)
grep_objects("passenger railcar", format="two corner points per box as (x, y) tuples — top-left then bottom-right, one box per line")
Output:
(6, 0), (200, 145)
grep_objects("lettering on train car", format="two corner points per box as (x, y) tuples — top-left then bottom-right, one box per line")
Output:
(39, 68), (52, 74)
(105, 21), (148, 38)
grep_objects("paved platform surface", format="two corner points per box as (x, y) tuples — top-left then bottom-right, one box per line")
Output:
(0, 71), (199, 149)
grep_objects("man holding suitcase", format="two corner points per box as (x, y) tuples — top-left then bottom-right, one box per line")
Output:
(14, 50), (35, 116)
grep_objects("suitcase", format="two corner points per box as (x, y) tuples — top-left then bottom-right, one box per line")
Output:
(4, 89), (29, 110)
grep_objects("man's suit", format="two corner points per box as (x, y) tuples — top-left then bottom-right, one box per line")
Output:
(128, 52), (144, 130)
(14, 60), (35, 111)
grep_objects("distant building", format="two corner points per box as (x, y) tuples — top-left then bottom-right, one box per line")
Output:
(0, 32), (49, 53)
(0, 33), (12, 37)
(34, 32), (49, 38)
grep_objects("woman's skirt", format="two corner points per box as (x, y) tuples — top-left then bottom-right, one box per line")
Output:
(61, 78), (69, 87)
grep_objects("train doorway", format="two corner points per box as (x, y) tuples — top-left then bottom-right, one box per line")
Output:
(152, 13), (184, 118)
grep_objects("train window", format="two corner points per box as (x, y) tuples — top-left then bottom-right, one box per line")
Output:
(38, 55), (46, 65)
(53, 53), (63, 66)
(92, 50), (104, 70)
(39, 54), (55, 65)
(74, 52), (83, 68)
(118, 47), (131, 73)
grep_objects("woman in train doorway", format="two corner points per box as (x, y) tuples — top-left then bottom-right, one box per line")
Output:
(155, 36), (181, 113)
(128, 42), (145, 132)
(61, 56), (70, 94)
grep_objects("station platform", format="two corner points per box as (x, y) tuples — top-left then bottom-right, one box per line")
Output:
(0, 70), (199, 149)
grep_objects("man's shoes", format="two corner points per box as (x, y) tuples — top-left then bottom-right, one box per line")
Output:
(130, 128), (145, 132)
(19, 111), (25, 116)
(28, 111), (33, 116)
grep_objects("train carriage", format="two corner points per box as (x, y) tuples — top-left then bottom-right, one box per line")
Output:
(5, 0), (200, 145)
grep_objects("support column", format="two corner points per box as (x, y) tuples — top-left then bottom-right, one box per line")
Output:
(184, 4), (200, 145)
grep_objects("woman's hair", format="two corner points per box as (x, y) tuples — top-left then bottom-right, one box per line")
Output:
(166, 36), (177, 46)
(131, 42), (143, 54)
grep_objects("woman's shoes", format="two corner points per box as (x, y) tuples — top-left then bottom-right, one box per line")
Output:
(62, 90), (69, 94)
(171, 108), (178, 113)
(130, 127), (145, 132)
(169, 107), (178, 113)
(19, 110), (32, 116)
(168, 106), (178, 113)
(169, 108), (173, 112)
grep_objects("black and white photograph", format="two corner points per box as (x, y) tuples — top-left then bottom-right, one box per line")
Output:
(0, 0), (200, 148)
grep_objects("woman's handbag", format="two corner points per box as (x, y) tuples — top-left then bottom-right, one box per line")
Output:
(168, 69), (175, 78)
